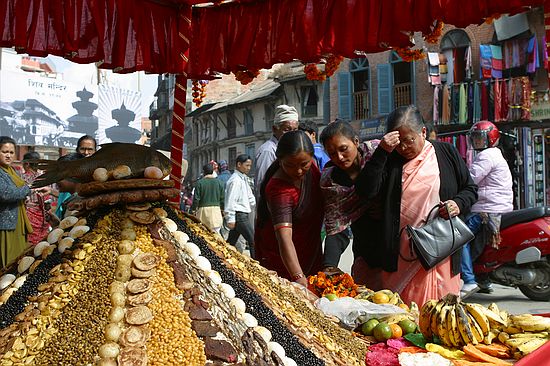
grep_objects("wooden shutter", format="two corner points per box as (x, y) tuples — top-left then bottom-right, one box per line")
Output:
(337, 73), (352, 120)
(377, 64), (393, 115)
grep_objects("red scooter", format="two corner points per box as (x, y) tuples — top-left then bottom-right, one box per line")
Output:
(473, 206), (550, 301)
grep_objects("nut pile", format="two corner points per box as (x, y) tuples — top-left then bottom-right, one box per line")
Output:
(35, 213), (119, 365)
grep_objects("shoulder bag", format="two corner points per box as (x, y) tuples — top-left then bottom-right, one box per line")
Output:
(402, 204), (474, 270)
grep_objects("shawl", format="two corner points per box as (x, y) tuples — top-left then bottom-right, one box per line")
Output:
(1, 166), (32, 233)
(320, 140), (379, 235)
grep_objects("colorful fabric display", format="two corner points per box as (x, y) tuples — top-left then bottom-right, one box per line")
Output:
(490, 44), (503, 78)
(479, 45), (493, 79)
(526, 35), (540, 74)
(459, 83), (467, 124)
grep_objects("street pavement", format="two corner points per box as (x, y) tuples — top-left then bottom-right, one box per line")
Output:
(335, 240), (550, 315)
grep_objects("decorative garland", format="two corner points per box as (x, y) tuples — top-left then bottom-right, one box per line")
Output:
(304, 55), (344, 81)
(234, 68), (260, 85)
(308, 271), (358, 298)
(394, 47), (426, 62)
(424, 20), (444, 44)
(192, 80), (208, 107)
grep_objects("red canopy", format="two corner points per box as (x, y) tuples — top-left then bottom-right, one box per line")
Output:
(0, 0), (546, 77)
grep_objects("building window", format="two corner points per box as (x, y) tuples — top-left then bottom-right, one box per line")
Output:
(390, 51), (414, 108)
(301, 86), (318, 117)
(440, 29), (471, 83)
(228, 147), (237, 170)
(264, 103), (275, 130)
(244, 109), (254, 135)
(227, 111), (236, 139)
(350, 57), (370, 120)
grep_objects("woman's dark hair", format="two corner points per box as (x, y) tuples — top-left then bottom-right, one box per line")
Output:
(236, 154), (251, 165)
(386, 105), (424, 133)
(58, 152), (85, 162)
(0, 136), (16, 149)
(76, 135), (97, 150)
(319, 120), (357, 147)
(202, 163), (214, 175)
(23, 151), (40, 170)
(257, 130), (314, 226)
(424, 122), (436, 139)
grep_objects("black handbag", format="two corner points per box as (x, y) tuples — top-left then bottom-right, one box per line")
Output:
(402, 204), (475, 270)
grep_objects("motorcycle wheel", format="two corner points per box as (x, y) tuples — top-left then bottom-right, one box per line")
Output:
(519, 262), (550, 301)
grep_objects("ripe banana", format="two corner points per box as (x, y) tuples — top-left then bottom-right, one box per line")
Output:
(419, 299), (438, 339)
(506, 337), (548, 357)
(466, 311), (484, 344)
(455, 303), (477, 345)
(498, 331), (510, 343)
(511, 314), (550, 332)
(379, 313), (414, 325)
(446, 304), (460, 347)
(430, 300), (446, 337)
(437, 304), (452, 346)
(463, 303), (490, 336)
(510, 332), (548, 339)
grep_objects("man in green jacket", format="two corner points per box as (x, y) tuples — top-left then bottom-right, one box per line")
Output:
(191, 163), (225, 233)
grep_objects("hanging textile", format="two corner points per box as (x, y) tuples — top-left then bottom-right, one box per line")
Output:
(494, 78), (502, 122)
(490, 45), (503, 79)
(441, 85), (450, 125)
(480, 45), (493, 79)
(465, 46), (472, 80)
(481, 81), (489, 120)
(520, 76), (532, 120)
(451, 84), (460, 123)
(508, 78), (522, 121)
(467, 82), (474, 123)
(488, 80), (495, 122)
(473, 82), (481, 123)
(433, 85), (440, 123)
(501, 78), (509, 121)
(526, 35), (540, 74)
(459, 83), (467, 124)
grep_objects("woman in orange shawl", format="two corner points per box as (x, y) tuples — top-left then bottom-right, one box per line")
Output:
(0, 137), (32, 267)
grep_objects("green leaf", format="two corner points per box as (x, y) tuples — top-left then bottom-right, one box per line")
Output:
(403, 333), (428, 349)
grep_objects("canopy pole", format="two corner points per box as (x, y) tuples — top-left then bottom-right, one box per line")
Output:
(169, 74), (187, 202)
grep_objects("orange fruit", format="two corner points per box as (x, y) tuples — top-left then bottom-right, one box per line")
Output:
(389, 323), (403, 339)
(372, 292), (390, 304)
(372, 322), (392, 342)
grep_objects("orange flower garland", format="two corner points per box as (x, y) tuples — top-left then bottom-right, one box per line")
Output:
(394, 47), (426, 62)
(304, 55), (344, 81)
(192, 80), (208, 107)
(307, 271), (358, 298)
(424, 20), (444, 44)
(234, 68), (260, 85)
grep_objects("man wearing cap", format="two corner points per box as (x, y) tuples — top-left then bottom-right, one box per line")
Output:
(254, 105), (299, 197)
(217, 160), (232, 188)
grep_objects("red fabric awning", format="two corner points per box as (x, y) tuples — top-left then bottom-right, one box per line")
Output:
(0, 0), (547, 76)
(0, 0), (191, 74)
(187, 0), (548, 78)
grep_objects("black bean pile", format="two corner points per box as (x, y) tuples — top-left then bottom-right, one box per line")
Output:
(0, 250), (62, 329)
(85, 205), (112, 229)
(163, 206), (325, 366)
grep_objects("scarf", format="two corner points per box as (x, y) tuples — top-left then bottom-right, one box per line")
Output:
(320, 140), (379, 235)
(1, 166), (32, 233)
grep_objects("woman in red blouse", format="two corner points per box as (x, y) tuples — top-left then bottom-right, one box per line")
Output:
(255, 130), (324, 286)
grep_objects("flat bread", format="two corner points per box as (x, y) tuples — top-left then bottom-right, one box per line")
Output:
(126, 279), (152, 294)
(128, 211), (156, 225)
(78, 178), (174, 197)
(117, 346), (148, 366)
(133, 253), (161, 271)
(120, 325), (151, 347)
(127, 291), (153, 306)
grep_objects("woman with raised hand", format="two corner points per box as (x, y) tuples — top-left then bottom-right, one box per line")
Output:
(255, 130), (324, 286)
(0, 137), (32, 267)
(354, 105), (477, 306)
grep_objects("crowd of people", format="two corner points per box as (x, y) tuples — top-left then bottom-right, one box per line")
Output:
(0, 134), (95, 268)
(187, 104), (513, 306)
(0, 104), (513, 306)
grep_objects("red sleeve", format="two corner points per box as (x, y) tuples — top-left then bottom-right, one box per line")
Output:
(265, 179), (299, 230)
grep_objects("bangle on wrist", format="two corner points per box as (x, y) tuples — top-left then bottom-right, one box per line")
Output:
(291, 272), (304, 281)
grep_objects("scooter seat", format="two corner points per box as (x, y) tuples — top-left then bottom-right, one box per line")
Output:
(500, 206), (549, 230)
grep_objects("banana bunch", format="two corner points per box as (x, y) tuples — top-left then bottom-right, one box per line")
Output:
(419, 294), (506, 347)
(495, 313), (550, 358)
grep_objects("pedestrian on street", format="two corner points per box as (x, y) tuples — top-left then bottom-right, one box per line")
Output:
(191, 163), (225, 233)
(254, 105), (299, 199)
(224, 154), (256, 257)
(217, 160), (232, 187)
(299, 119), (330, 170)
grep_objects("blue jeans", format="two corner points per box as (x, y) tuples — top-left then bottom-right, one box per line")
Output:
(461, 213), (482, 284)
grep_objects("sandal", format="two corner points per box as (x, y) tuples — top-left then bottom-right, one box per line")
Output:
(322, 266), (344, 276)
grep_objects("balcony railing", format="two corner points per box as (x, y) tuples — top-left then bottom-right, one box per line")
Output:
(394, 82), (412, 108)
(353, 90), (369, 120)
